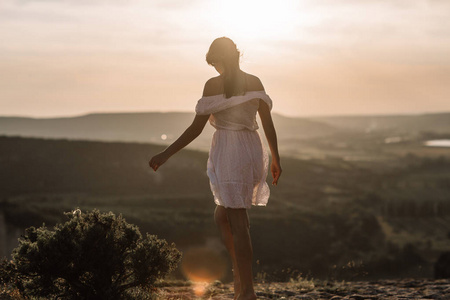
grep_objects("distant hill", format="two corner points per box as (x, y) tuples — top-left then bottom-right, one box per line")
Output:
(1, 111), (449, 159)
(309, 112), (450, 134)
(0, 112), (337, 152)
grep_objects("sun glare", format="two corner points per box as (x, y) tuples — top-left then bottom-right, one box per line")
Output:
(210, 0), (299, 41)
(181, 246), (227, 285)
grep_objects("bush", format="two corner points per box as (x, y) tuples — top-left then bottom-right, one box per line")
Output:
(4, 209), (181, 300)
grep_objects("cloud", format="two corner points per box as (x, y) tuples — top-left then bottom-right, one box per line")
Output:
(12, 0), (135, 6)
(0, 0), (449, 117)
(151, 0), (204, 11)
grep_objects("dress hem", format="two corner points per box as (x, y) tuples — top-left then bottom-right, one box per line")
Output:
(214, 200), (268, 210)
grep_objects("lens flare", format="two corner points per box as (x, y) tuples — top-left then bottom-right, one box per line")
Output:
(181, 246), (227, 296)
(192, 282), (208, 297)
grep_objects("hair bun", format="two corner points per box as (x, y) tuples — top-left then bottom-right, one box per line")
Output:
(206, 37), (245, 98)
(206, 37), (240, 66)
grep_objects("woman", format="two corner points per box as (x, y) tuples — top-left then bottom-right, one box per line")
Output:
(149, 37), (281, 300)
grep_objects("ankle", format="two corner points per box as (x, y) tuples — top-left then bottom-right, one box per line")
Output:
(237, 292), (257, 300)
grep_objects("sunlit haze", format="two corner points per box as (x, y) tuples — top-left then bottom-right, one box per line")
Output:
(1, 0), (449, 118)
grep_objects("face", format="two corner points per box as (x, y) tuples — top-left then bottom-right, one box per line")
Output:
(212, 61), (225, 75)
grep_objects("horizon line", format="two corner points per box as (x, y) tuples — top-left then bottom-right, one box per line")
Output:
(1, 109), (449, 120)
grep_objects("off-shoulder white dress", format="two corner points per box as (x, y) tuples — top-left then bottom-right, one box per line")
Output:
(195, 90), (273, 209)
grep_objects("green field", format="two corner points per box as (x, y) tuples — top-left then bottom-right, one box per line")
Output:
(1, 135), (450, 282)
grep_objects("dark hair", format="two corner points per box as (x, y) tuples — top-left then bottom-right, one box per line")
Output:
(206, 37), (246, 98)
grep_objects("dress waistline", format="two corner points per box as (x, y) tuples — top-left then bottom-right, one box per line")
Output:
(214, 128), (257, 132)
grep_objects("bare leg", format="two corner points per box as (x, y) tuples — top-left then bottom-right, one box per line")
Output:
(214, 205), (241, 299)
(226, 208), (257, 300)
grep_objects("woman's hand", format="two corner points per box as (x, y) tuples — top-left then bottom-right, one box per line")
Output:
(148, 114), (209, 172)
(149, 151), (169, 171)
(271, 159), (282, 186)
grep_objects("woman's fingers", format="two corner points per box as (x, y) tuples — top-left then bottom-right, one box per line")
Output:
(271, 163), (282, 186)
(272, 171), (280, 185)
(149, 157), (159, 171)
(149, 152), (168, 171)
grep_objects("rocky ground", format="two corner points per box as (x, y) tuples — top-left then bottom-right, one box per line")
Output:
(156, 278), (450, 299)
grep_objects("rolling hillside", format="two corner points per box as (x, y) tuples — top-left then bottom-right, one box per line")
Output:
(1, 111), (449, 165)
(0, 112), (337, 153)
(1, 135), (449, 280)
(309, 112), (450, 134)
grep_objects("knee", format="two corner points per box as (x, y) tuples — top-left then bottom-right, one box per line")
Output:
(226, 209), (250, 235)
(214, 206), (228, 227)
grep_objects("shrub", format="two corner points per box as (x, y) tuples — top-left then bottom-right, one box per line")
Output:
(5, 209), (181, 300)
(0, 258), (22, 299)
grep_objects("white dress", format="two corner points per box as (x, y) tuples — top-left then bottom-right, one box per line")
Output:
(195, 90), (273, 209)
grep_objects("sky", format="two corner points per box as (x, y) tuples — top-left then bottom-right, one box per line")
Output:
(0, 0), (449, 118)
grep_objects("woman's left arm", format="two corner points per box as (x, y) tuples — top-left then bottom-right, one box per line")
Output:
(149, 114), (210, 171)
(258, 100), (282, 185)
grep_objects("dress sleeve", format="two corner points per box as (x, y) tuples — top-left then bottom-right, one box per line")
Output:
(195, 91), (272, 115)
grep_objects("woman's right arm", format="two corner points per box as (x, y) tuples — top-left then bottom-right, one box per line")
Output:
(149, 79), (218, 171)
(149, 114), (209, 171)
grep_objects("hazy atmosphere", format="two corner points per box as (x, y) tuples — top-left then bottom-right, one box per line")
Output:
(1, 0), (449, 118)
(2, 1), (450, 298)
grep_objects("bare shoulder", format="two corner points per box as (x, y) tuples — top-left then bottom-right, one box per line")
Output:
(244, 73), (265, 92)
(202, 76), (223, 97)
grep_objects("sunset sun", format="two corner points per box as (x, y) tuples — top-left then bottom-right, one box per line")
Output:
(210, 0), (299, 41)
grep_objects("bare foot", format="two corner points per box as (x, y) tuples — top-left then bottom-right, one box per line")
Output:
(237, 292), (257, 300)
